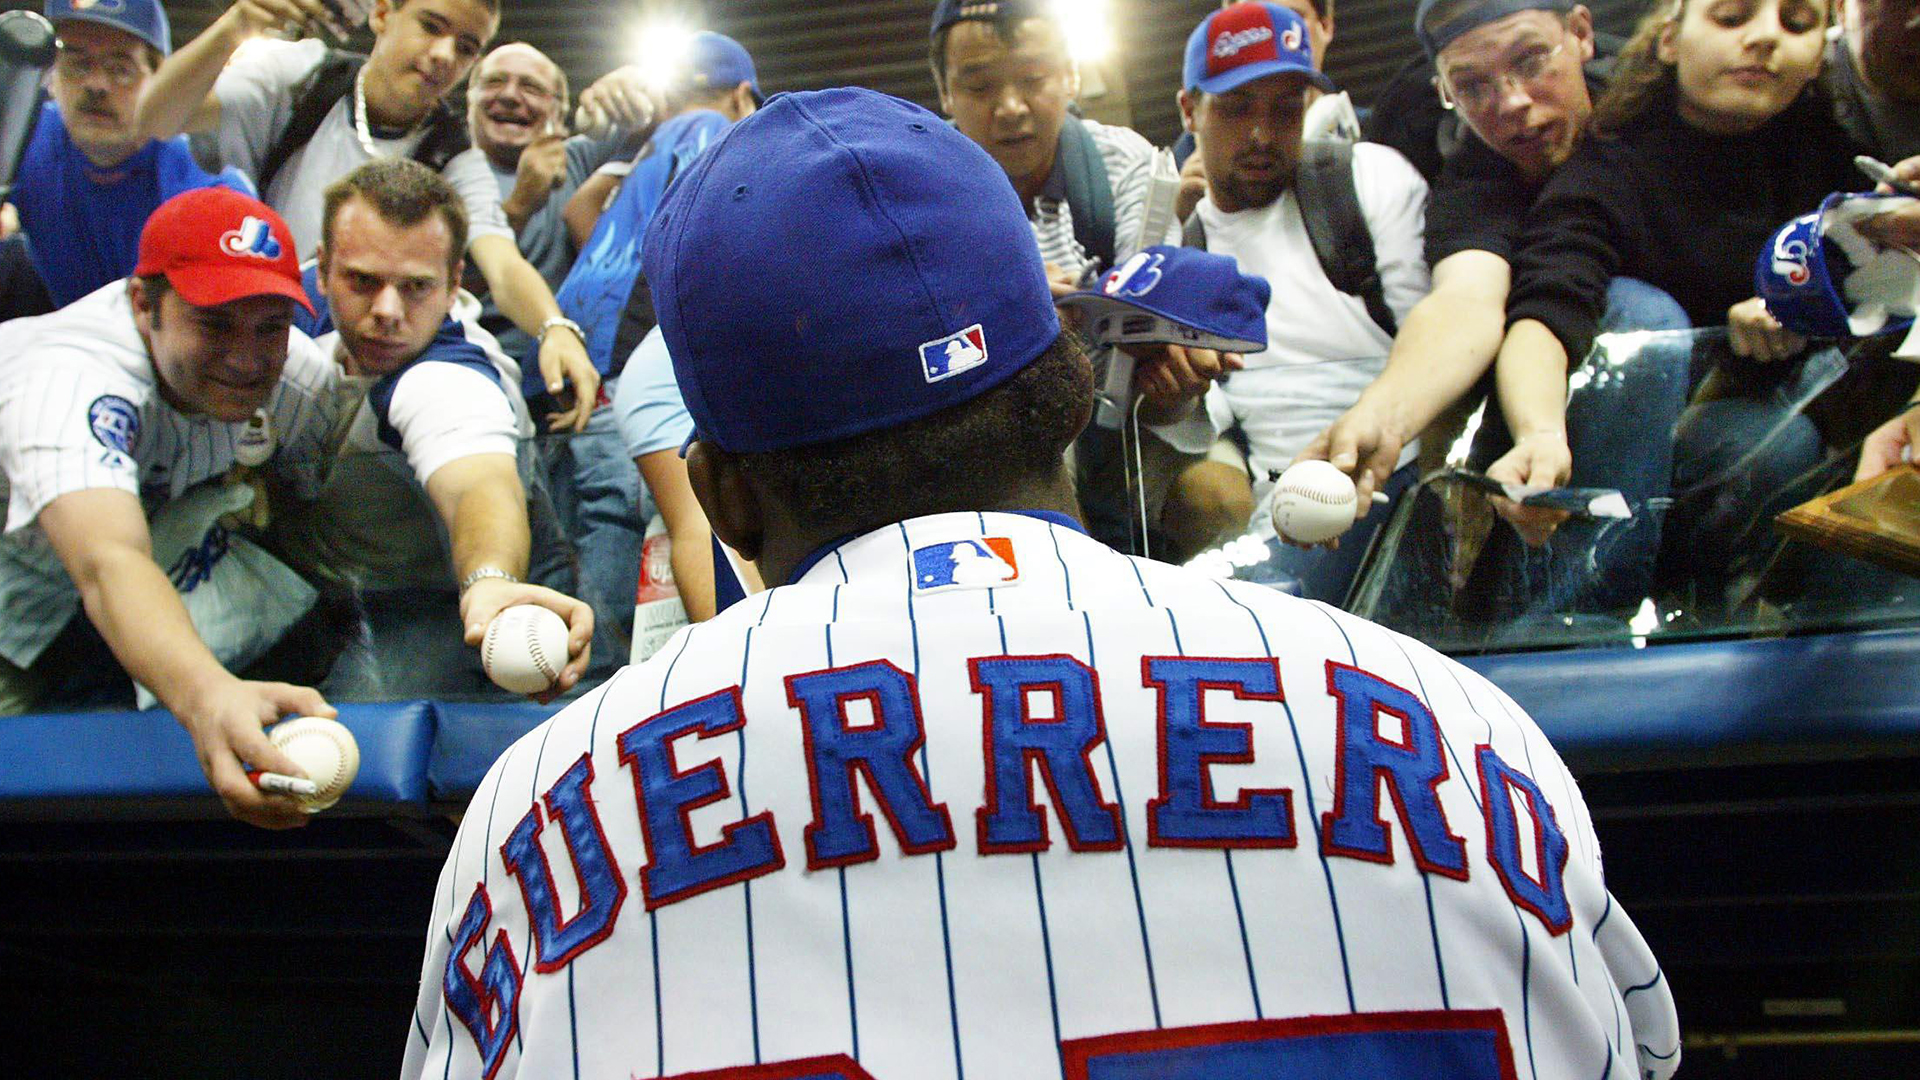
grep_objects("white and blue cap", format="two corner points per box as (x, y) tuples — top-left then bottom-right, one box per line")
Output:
(1058, 245), (1271, 353)
(643, 87), (1060, 454)
(1185, 3), (1334, 95)
(45, 0), (169, 56)
(1756, 192), (1918, 339)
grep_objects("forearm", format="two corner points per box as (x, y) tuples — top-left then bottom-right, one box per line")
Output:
(1361, 284), (1508, 439)
(1494, 319), (1571, 441)
(434, 461), (532, 582)
(471, 236), (563, 337)
(136, 9), (249, 139)
(71, 546), (234, 711)
(666, 525), (717, 623)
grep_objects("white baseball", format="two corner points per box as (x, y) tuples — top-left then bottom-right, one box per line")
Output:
(268, 716), (360, 813)
(1271, 459), (1360, 544)
(483, 604), (570, 695)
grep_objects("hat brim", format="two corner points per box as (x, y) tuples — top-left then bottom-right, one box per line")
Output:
(1192, 60), (1335, 96)
(167, 264), (315, 315)
(1058, 291), (1266, 354)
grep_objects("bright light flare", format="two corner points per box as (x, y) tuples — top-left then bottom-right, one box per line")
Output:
(632, 17), (699, 93)
(1052, 0), (1116, 64)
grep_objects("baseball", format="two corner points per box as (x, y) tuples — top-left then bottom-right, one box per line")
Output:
(1271, 459), (1360, 544)
(483, 604), (570, 695)
(268, 716), (360, 813)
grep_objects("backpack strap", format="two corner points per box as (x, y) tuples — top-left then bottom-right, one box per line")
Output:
(1057, 115), (1116, 272)
(1180, 208), (1207, 252)
(1294, 138), (1397, 338)
(258, 50), (472, 193)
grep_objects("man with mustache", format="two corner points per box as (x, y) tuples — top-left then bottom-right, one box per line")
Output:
(134, 0), (602, 436)
(6, 0), (252, 312)
(1162, 2), (1430, 601)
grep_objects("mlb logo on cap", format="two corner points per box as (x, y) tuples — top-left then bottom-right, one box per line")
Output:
(913, 537), (1020, 592)
(919, 323), (989, 383)
(1186, 2), (1335, 94)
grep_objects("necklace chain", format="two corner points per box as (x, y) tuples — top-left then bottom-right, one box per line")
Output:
(353, 67), (422, 158)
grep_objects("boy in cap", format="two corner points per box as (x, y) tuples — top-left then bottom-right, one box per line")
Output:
(402, 86), (1675, 1080)
(0, 188), (340, 830)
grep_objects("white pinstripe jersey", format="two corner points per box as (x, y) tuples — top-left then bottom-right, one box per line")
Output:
(0, 280), (338, 667)
(405, 511), (1679, 1080)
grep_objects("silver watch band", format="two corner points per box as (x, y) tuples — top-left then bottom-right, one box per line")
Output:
(459, 566), (520, 592)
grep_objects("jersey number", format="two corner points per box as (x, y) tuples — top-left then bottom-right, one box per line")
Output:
(656, 1010), (1517, 1080)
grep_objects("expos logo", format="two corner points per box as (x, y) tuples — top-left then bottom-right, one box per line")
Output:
(1770, 217), (1817, 287)
(1212, 24), (1273, 60)
(1102, 251), (1165, 299)
(220, 216), (283, 262)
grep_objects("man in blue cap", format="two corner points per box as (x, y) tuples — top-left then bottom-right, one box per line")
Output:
(1156, 2), (1429, 601)
(5, 0), (252, 312)
(401, 86), (1674, 1080)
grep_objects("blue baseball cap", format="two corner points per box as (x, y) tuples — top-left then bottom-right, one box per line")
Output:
(45, 0), (169, 57)
(685, 31), (760, 103)
(1185, 3), (1334, 95)
(1058, 246), (1271, 354)
(1415, 0), (1574, 61)
(1756, 192), (1916, 339)
(930, 0), (1042, 38)
(644, 88), (1060, 455)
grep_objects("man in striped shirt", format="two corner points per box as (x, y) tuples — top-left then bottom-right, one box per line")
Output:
(0, 189), (340, 830)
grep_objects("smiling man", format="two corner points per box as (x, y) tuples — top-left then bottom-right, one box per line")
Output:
(135, 0), (601, 434)
(8, 0), (253, 309)
(0, 188), (341, 830)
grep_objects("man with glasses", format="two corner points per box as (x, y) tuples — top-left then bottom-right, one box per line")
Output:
(7, 0), (251, 312)
(1299, 1), (1620, 518)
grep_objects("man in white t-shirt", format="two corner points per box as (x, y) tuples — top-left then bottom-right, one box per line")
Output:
(0, 188), (341, 830)
(273, 159), (593, 700)
(1159, 2), (1430, 600)
(132, 0), (601, 434)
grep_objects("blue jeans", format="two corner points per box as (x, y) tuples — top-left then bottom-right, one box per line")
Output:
(1240, 462), (1419, 604)
(537, 383), (652, 679)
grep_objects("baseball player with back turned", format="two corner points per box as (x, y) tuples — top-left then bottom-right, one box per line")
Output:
(404, 88), (1678, 1080)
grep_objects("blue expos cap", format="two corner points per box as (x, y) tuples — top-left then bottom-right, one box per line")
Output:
(45, 0), (169, 56)
(643, 87), (1061, 454)
(1058, 245), (1270, 354)
(1185, 3), (1335, 95)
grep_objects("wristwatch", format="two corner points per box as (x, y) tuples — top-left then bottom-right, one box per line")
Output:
(538, 315), (585, 346)
(459, 566), (520, 593)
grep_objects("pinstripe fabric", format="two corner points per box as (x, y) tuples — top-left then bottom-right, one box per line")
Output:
(404, 511), (1677, 1080)
(0, 280), (340, 668)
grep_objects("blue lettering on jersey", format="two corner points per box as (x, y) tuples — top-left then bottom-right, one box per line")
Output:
(786, 660), (957, 870)
(443, 884), (522, 1078)
(499, 753), (629, 973)
(618, 688), (787, 909)
(970, 654), (1123, 853)
(87, 394), (137, 453)
(1142, 656), (1296, 848)
(655, 1054), (879, 1079)
(1320, 663), (1469, 879)
(1476, 746), (1573, 935)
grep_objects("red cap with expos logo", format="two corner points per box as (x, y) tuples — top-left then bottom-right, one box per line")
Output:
(133, 187), (312, 314)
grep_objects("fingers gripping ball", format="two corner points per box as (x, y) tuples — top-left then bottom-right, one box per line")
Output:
(1271, 460), (1360, 544)
(268, 717), (360, 813)
(483, 604), (570, 695)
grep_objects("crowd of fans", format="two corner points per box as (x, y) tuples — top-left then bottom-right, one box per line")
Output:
(0, 0), (1914, 823)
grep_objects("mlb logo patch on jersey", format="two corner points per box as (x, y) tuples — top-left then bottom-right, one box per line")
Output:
(913, 536), (1018, 592)
(918, 323), (988, 384)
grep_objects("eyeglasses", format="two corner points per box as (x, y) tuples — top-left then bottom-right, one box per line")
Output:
(473, 73), (560, 105)
(1437, 41), (1566, 113)
(52, 46), (146, 88)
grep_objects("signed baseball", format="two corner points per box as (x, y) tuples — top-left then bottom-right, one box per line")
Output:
(483, 604), (570, 695)
(1271, 460), (1360, 544)
(269, 716), (359, 813)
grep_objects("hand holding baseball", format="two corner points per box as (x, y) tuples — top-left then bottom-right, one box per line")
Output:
(176, 677), (337, 830)
(1271, 459), (1365, 546)
(463, 580), (594, 700)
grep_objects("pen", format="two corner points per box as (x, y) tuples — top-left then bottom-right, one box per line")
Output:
(1855, 155), (1920, 200)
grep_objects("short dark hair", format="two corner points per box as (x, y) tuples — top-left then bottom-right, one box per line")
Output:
(930, 8), (1060, 95)
(390, 0), (502, 15)
(727, 333), (1093, 537)
(320, 158), (469, 275)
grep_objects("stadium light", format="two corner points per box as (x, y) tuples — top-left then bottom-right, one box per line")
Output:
(632, 16), (699, 93)
(1052, 0), (1116, 64)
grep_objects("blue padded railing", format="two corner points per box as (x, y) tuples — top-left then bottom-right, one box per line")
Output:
(2, 626), (1917, 816)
